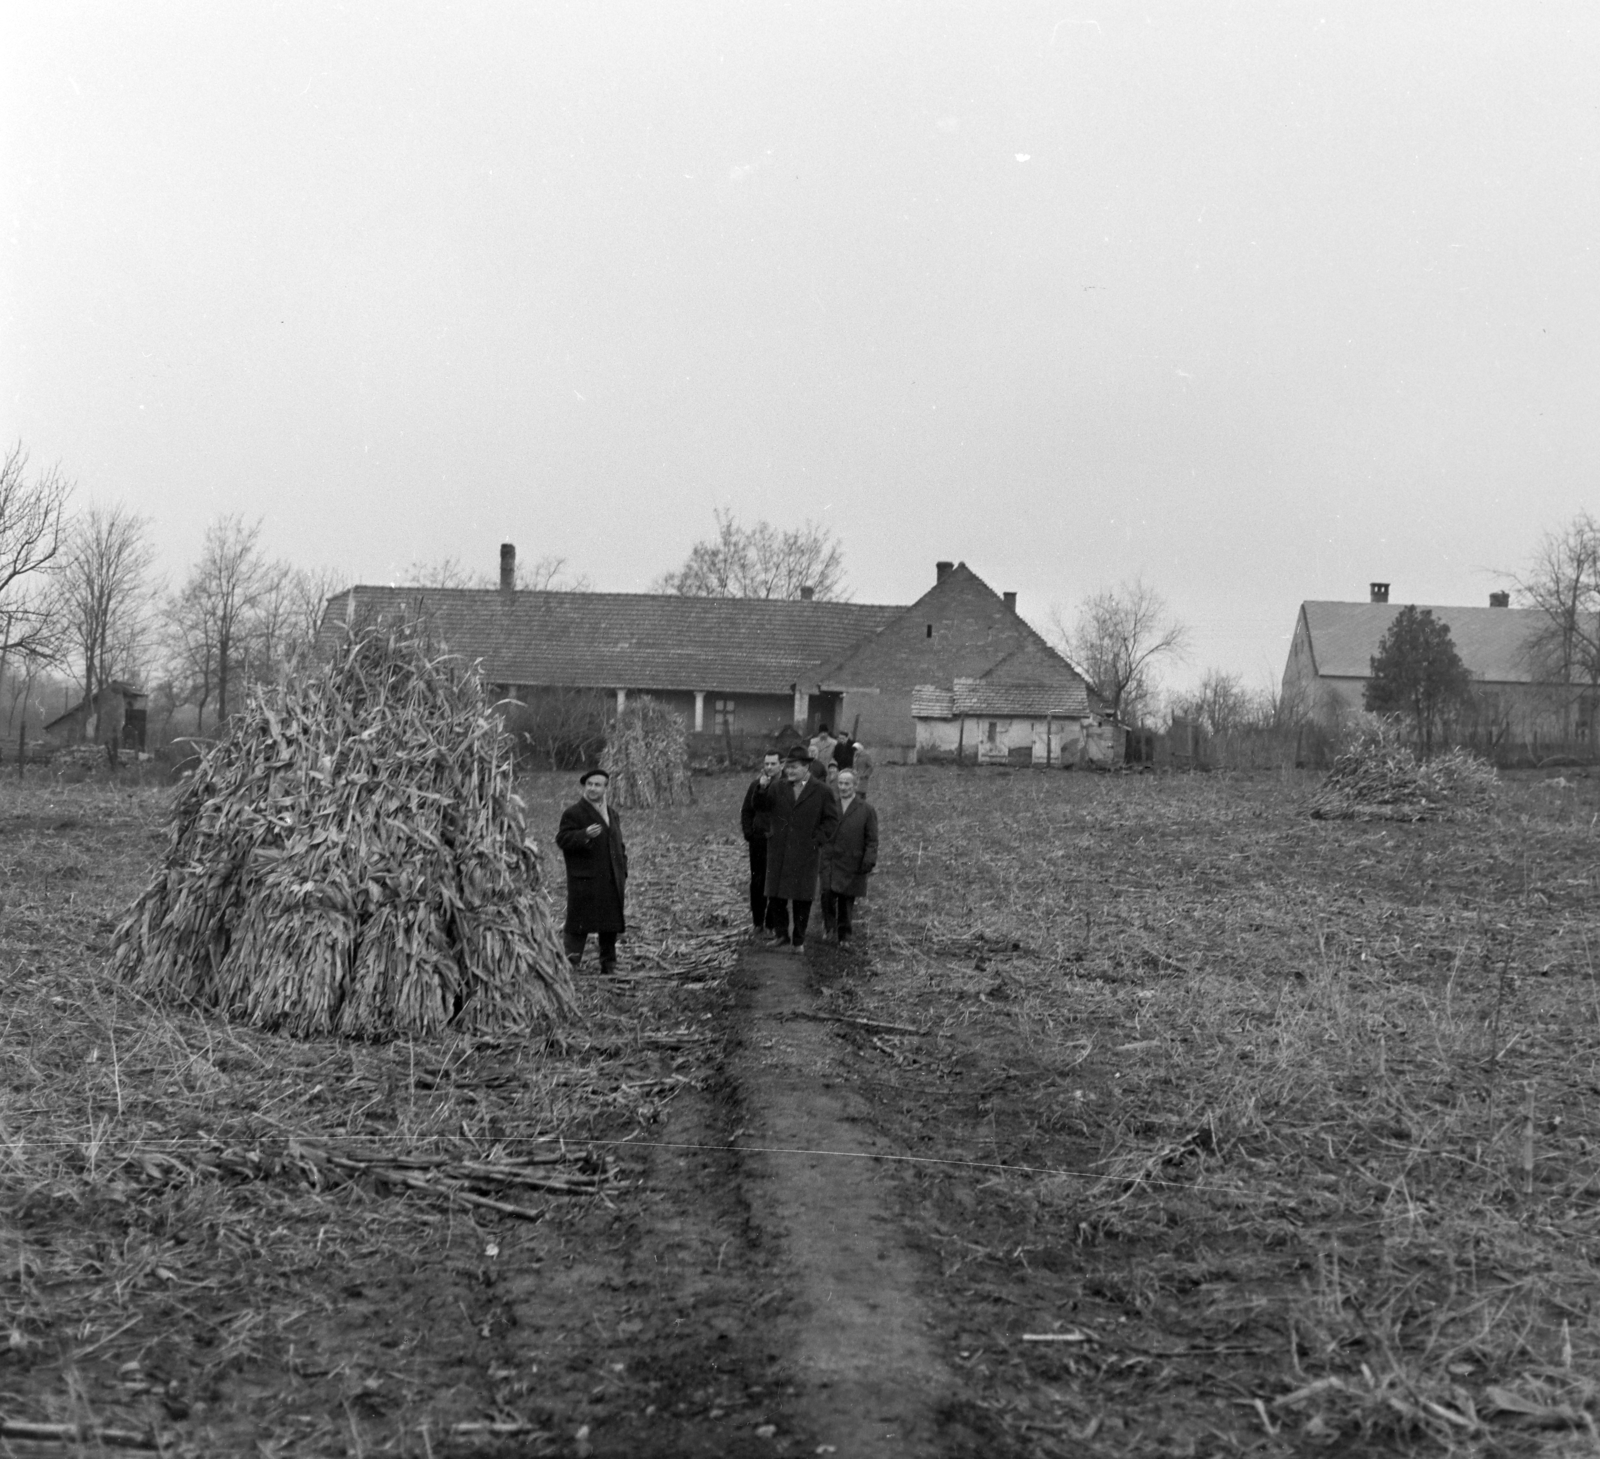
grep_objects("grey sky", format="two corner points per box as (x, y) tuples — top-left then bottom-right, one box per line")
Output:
(4, 3), (1597, 694)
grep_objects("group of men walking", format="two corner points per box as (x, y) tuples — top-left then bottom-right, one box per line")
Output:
(555, 723), (880, 972)
(741, 724), (879, 951)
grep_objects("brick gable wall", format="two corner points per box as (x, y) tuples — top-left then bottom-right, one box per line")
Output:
(823, 565), (1049, 750)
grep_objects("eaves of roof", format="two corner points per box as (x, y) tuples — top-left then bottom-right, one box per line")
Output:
(317, 586), (907, 695)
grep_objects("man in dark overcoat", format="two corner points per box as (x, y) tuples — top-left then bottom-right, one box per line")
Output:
(820, 769), (878, 945)
(756, 747), (839, 952)
(740, 750), (783, 937)
(556, 768), (628, 972)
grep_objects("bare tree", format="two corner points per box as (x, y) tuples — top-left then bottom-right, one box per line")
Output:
(1173, 668), (1254, 735)
(653, 510), (847, 600)
(285, 566), (351, 668)
(407, 553), (592, 592)
(1051, 578), (1189, 725)
(1513, 513), (1600, 735)
(54, 504), (158, 732)
(174, 516), (288, 723)
(0, 443), (71, 667)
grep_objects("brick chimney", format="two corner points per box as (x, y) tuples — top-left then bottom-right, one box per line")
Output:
(936, 560), (954, 584)
(1002, 591), (1017, 613)
(500, 543), (516, 595)
(1489, 591), (1510, 608)
(799, 585), (815, 601)
(1370, 582), (1390, 604)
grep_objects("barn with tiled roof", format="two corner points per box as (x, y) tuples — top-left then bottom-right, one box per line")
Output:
(317, 548), (1106, 762)
(1282, 583), (1590, 752)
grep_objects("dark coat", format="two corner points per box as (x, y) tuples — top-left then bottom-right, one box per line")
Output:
(556, 799), (628, 933)
(758, 776), (840, 901)
(820, 796), (879, 897)
(740, 773), (780, 842)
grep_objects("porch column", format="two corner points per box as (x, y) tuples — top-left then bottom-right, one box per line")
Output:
(694, 691), (705, 732)
(616, 688), (627, 715)
(793, 687), (809, 727)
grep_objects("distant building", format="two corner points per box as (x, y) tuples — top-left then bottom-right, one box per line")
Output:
(819, 561), (1097, 760)
(317, 548), (1106, 763)
(911, 641), (1110, 766)
(1282, 584), (1587, 754)
(44, 681), (148, 754)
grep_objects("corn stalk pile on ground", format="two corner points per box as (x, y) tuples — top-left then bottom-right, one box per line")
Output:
(112, 621), (575, 1038)
(1310, 730), (1498, 822)
(600, 694), (693, 808)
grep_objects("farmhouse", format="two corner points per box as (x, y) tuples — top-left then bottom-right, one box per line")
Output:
(318, 550), (1098, 762)
(819, 561), (1098, 759)
(911, 640), (1111, 766)
(1282, 584), (1586, 753)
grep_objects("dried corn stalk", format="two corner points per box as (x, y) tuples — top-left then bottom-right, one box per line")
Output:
(601, 696), (692, 809)
(113, 619), (574, 1038)
(1310, 718), (1497, 822)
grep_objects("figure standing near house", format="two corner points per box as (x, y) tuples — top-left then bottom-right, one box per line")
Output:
(808, 722), (837, 768)
(740, 750), (784, 938)
(820, 769), (878, 946)
(756, 746), (840, 952)
(556, 769), (628, 973)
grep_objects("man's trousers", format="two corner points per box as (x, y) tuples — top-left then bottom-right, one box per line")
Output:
(821, 890), (856, 942)
(564, 929), (618, 968)
(767, 898), (812, 947)
(747, 839), (776, 929)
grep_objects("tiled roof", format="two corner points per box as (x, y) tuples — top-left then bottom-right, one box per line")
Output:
(317, 586), (906, 695)
(954, 678), (1091, 717)
(911, 685), (955, 717)
(1301, 601), (1550, 684)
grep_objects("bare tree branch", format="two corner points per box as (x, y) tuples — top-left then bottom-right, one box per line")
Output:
(1050, 577), (1189, 725)
(0, 443), (71, 663)
(654, 510), (848, 600)
(54, 505), (158, 718)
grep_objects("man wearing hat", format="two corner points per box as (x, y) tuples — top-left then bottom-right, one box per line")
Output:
(754, 745), (840, 951)
(555, 768), (628, 973)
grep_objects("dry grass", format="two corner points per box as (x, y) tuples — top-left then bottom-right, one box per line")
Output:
(826, 764), (1600, 1455)
(0, 769), (746, 1453)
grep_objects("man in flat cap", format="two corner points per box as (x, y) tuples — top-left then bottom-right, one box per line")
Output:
(556, 768), (628, 973)
(754, 745), (840, 952)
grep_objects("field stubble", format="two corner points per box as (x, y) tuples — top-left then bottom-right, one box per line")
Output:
(826, 765), (1600, 1456)
(0, 771), (784, 1456)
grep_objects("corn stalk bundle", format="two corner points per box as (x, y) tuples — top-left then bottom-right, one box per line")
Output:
(1310, 720), (1497, 822)
(600, 696), (692, 808)
(113, 620), (574, 1038)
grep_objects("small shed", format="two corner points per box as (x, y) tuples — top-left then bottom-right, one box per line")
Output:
(913, 648), (1111, 765)
(44, 681), (148, 754)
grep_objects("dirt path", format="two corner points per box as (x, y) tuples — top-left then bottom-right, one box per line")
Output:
(731, 945), (951, 1457)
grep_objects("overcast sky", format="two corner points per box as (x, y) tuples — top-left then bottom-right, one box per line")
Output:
(4, 3), (1598, 695)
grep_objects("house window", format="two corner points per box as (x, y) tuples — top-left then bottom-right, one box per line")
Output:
(713, 698), (735, 733)
(986, 720), (998, 746)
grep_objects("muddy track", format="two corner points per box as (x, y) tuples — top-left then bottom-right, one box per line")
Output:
(728, 944), (956, 1457)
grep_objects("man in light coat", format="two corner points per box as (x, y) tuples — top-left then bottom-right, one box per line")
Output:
(755, 747), (840, 952)
(820, 769), (878, 946)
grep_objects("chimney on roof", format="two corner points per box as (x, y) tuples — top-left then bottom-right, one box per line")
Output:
(1370, 582), (1390, 604)
(1002, 591), (1017, 613)
(1489, 590), (1510, 608)
(936, 560), (953, 584)
(500, 543), (515, 595)
(799, 585), (815, 601)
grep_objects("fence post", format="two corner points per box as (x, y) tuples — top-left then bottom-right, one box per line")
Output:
(17, 720), (23, 781)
